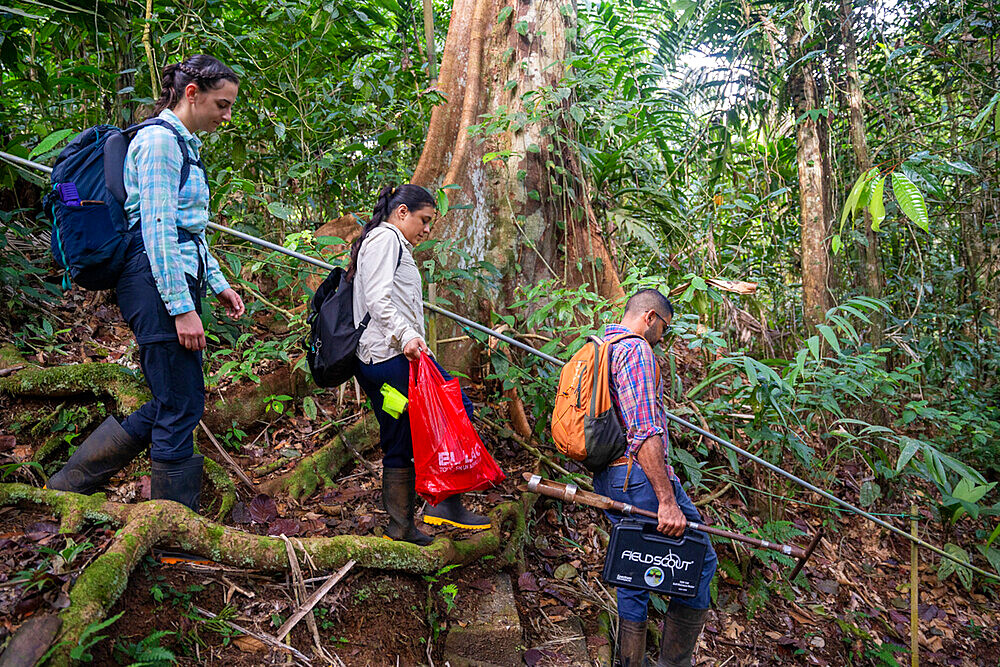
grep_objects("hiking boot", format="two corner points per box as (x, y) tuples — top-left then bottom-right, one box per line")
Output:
(151, 455), (204, 512)
(423, 494), (491, 529)
(46, 416), (144, 494)
(657, 605), (708, 667)
(617, 618), (649, 666)
(382, 467), (433, 546)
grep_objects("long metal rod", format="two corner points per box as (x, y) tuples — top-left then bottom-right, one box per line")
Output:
(3, 149), (997, 581)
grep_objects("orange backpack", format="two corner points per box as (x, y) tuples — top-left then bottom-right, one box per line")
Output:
(551, 333), (643, 472)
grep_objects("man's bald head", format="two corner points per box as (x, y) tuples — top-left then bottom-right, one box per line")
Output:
(623, 289), (674, 321)
(620, 288), (674, 348)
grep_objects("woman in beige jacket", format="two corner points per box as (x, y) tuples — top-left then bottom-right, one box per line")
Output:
(349, 184), (491, 545)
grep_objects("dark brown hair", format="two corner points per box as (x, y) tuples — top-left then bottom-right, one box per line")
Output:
(152, 54), (239, 116)
(346, 184), (436, 281)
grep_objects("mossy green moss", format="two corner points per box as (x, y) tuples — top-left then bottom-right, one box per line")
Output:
(0, 343), (26, 367)
(0, 362), (149, 414)
(201, 455), (236, 521)
(273, 414), (378, 499)
(34, 434), (68, 466)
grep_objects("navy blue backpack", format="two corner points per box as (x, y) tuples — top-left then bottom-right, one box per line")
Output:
(43, 119), (205, 290)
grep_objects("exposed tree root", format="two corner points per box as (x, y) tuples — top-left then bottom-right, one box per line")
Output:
(260, 415), (378, 499)
(1, 480), (532, 665)
(200, 451), (238, 521)
(0, 362), (149, 415)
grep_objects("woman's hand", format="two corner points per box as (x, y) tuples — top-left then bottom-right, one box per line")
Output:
(217, 288), (245, 318)
(403, 337), (431, 361)
(175, 311), (206, 351)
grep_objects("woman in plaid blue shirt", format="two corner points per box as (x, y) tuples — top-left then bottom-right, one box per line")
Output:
(48, 56), (244, 514)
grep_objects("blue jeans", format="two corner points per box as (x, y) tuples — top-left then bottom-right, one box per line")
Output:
(594, 463), (717, 621)
(116, 232), (205, 462)
(355, 354), (474, 469)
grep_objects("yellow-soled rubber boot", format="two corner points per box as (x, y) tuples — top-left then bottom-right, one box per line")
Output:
(423, 494), (491, 530)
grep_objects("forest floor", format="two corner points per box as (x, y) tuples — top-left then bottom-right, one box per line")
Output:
(1, 292), (998, 666)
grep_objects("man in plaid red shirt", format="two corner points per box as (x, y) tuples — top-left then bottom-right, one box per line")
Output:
(594, 288), (717, 667)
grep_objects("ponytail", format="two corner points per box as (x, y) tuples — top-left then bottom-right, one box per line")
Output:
(152, 54), (239, 117)
(346, 184), (436, 281)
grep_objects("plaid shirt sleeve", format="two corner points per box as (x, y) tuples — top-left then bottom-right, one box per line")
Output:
(132, 127), (196, 315)
(615, 340), (667, 458)
(202, 232), (231, 295)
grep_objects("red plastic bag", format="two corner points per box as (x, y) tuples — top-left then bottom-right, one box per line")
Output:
(408, 355), (505, 505)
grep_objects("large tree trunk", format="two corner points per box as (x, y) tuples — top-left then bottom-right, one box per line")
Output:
(790, 21), (831, 330)
(412, 0), (624, 368)
(840, 0), (884, 343)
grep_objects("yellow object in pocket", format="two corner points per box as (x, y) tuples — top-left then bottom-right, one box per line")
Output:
(381, 383), (409, 419)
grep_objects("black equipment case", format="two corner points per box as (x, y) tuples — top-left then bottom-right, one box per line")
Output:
(601, 519), (709, 598)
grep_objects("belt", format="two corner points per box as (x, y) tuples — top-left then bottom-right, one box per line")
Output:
(608, 456), (631, 467)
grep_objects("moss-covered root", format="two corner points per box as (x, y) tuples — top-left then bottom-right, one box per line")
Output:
(0, 482), (526, 576)
(169, 499), (512, 573)
(262, 414), (378, 499)
(49, 511), (165, 666)
(0, 483), (129, 525)
(0, 482), (531, 665)
(0, 362), (150, 415)
(0, 343), (26, 368)
(200, 453), (237, 522)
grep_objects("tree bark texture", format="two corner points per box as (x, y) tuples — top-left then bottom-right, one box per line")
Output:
(412, 0), (624, 362)
(790, 22), (831, 330)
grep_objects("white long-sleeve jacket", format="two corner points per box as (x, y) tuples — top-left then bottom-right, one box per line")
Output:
(352, 223), (424, 364)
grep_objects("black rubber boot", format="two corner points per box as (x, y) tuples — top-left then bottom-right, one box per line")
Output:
(46, 416), (144, 494)
(151, 455), (204, 512)
(617, 618), (649, 667)
(657, 606), (708, 667)
(423, 494), (491, 529)
(382, 467), (433, 546)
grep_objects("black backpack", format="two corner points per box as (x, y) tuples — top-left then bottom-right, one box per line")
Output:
(43, 119), (205, 290)
(307, 243), (403, 387)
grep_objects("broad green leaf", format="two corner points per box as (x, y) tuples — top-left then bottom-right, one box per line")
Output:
(940, 160), (978, 176)
(892, 172), (929, 232)
(840, 169), (873, 229)
(743, 356), (757, 386)
(816, 324), (841, 355)
(938, 544), (972, 591)
(868, 177), (885, 231)
(976, 545), (1000, 575)
(436, 188), (450, 217)
(831, 234), (842, 255)
(859, 480), (881, 507)
(497, 6), (513, 22)
(806, 335), (820, 362)
(302, 396), (317, 420)
(895, 438), (921, 473)
(514, 20), (529, 36)
(267, 202), (295, 220)
(28, 128), (75, 160)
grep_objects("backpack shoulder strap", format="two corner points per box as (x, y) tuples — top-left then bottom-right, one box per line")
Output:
(589, 332), (653, 416)
(124, 119), (206, 193)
